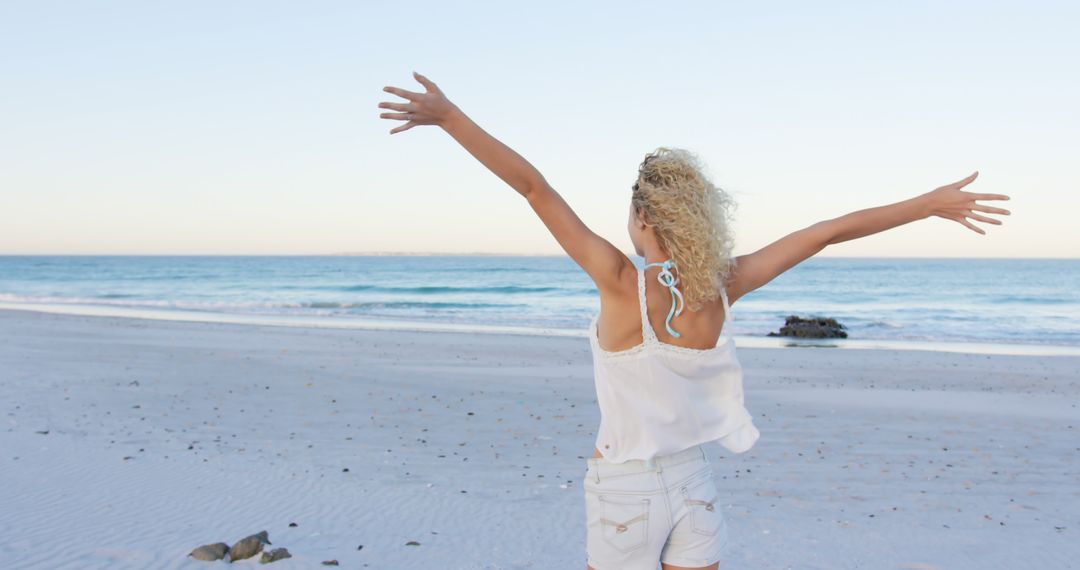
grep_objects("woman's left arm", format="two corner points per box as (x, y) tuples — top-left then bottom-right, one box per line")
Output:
(725, 172), (1012, 302)
(379, 72), (632, 291)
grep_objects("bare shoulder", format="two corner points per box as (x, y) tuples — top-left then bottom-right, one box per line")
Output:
(597, 256), (638, 301)
(593, 258), (638, 323)
(725, 255), (750, 305)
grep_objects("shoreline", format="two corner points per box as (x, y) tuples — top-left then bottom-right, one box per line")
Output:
(1, 302), (1078, 357)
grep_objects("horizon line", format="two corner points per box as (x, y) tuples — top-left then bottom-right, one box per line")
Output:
(0, 253), (1077, 260)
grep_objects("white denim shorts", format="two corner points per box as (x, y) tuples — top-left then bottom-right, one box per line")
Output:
(583, 444), (728, 570)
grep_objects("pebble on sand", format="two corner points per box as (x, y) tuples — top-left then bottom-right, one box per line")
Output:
(188, 542), (229, 561)
(260, 547), (292, 563)
(228, 530), (272, 562)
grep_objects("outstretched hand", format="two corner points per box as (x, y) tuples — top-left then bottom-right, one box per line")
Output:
(923, 172), (1011, 234)
(378, 71), (461, 134)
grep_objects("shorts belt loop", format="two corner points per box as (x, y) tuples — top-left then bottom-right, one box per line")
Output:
(594, 465), (600, 483)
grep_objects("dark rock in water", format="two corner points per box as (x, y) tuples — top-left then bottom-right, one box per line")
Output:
(405, 540), (421, 546)
(229, 531), (271, 561)
(767, 315), (848, 339)
(322, 561), (340, 566)
(260, 547), (292, 563)
(188, 542), (229, 561)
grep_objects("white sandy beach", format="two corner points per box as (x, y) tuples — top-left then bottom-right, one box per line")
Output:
(1, 307), (1077, 569)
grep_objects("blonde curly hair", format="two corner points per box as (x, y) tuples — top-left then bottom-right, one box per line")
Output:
(631, 147), (738, 312)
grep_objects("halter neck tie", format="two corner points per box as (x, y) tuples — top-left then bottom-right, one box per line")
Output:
(644, 258), (685, 338)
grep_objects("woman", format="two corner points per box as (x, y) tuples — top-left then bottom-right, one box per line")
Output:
(378, 71), (1011, 570)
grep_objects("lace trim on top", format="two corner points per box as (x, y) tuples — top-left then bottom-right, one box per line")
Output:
(590, 268), (733, 359)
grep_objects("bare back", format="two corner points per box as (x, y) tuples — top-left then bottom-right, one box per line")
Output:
(593, 265), (731, 353)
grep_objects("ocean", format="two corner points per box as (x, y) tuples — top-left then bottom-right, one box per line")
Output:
(1, 255), (1077, 355)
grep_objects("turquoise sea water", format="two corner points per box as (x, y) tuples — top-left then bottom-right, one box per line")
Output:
(1, 256), (1077, 354)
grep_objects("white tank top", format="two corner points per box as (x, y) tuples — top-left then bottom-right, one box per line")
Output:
(588, 267), (760, 464)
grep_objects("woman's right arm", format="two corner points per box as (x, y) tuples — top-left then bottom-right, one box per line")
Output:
(727, 172), (1011, 303)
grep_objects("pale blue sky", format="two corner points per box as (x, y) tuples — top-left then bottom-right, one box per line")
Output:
(1, 1), (1076, 257)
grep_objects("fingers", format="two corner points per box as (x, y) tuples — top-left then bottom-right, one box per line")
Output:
(378, 101), (414, 112)
(974, 193), (1010, 201)
(378, 100), (418, 125)
(954, 216), (986, 235)
(970, 203), (1011, 215)
(389, 120), (417, 135)
(950, 171), (979, 189)
(383, 85), (422, 101)
(412, 70), (440, 92)
(967, 212), (1003, 225)
(380, 73), (439, 134)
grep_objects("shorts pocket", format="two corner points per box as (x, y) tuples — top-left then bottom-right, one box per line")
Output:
(598, 495), (650, 553)
(680, 472), (723, 538)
